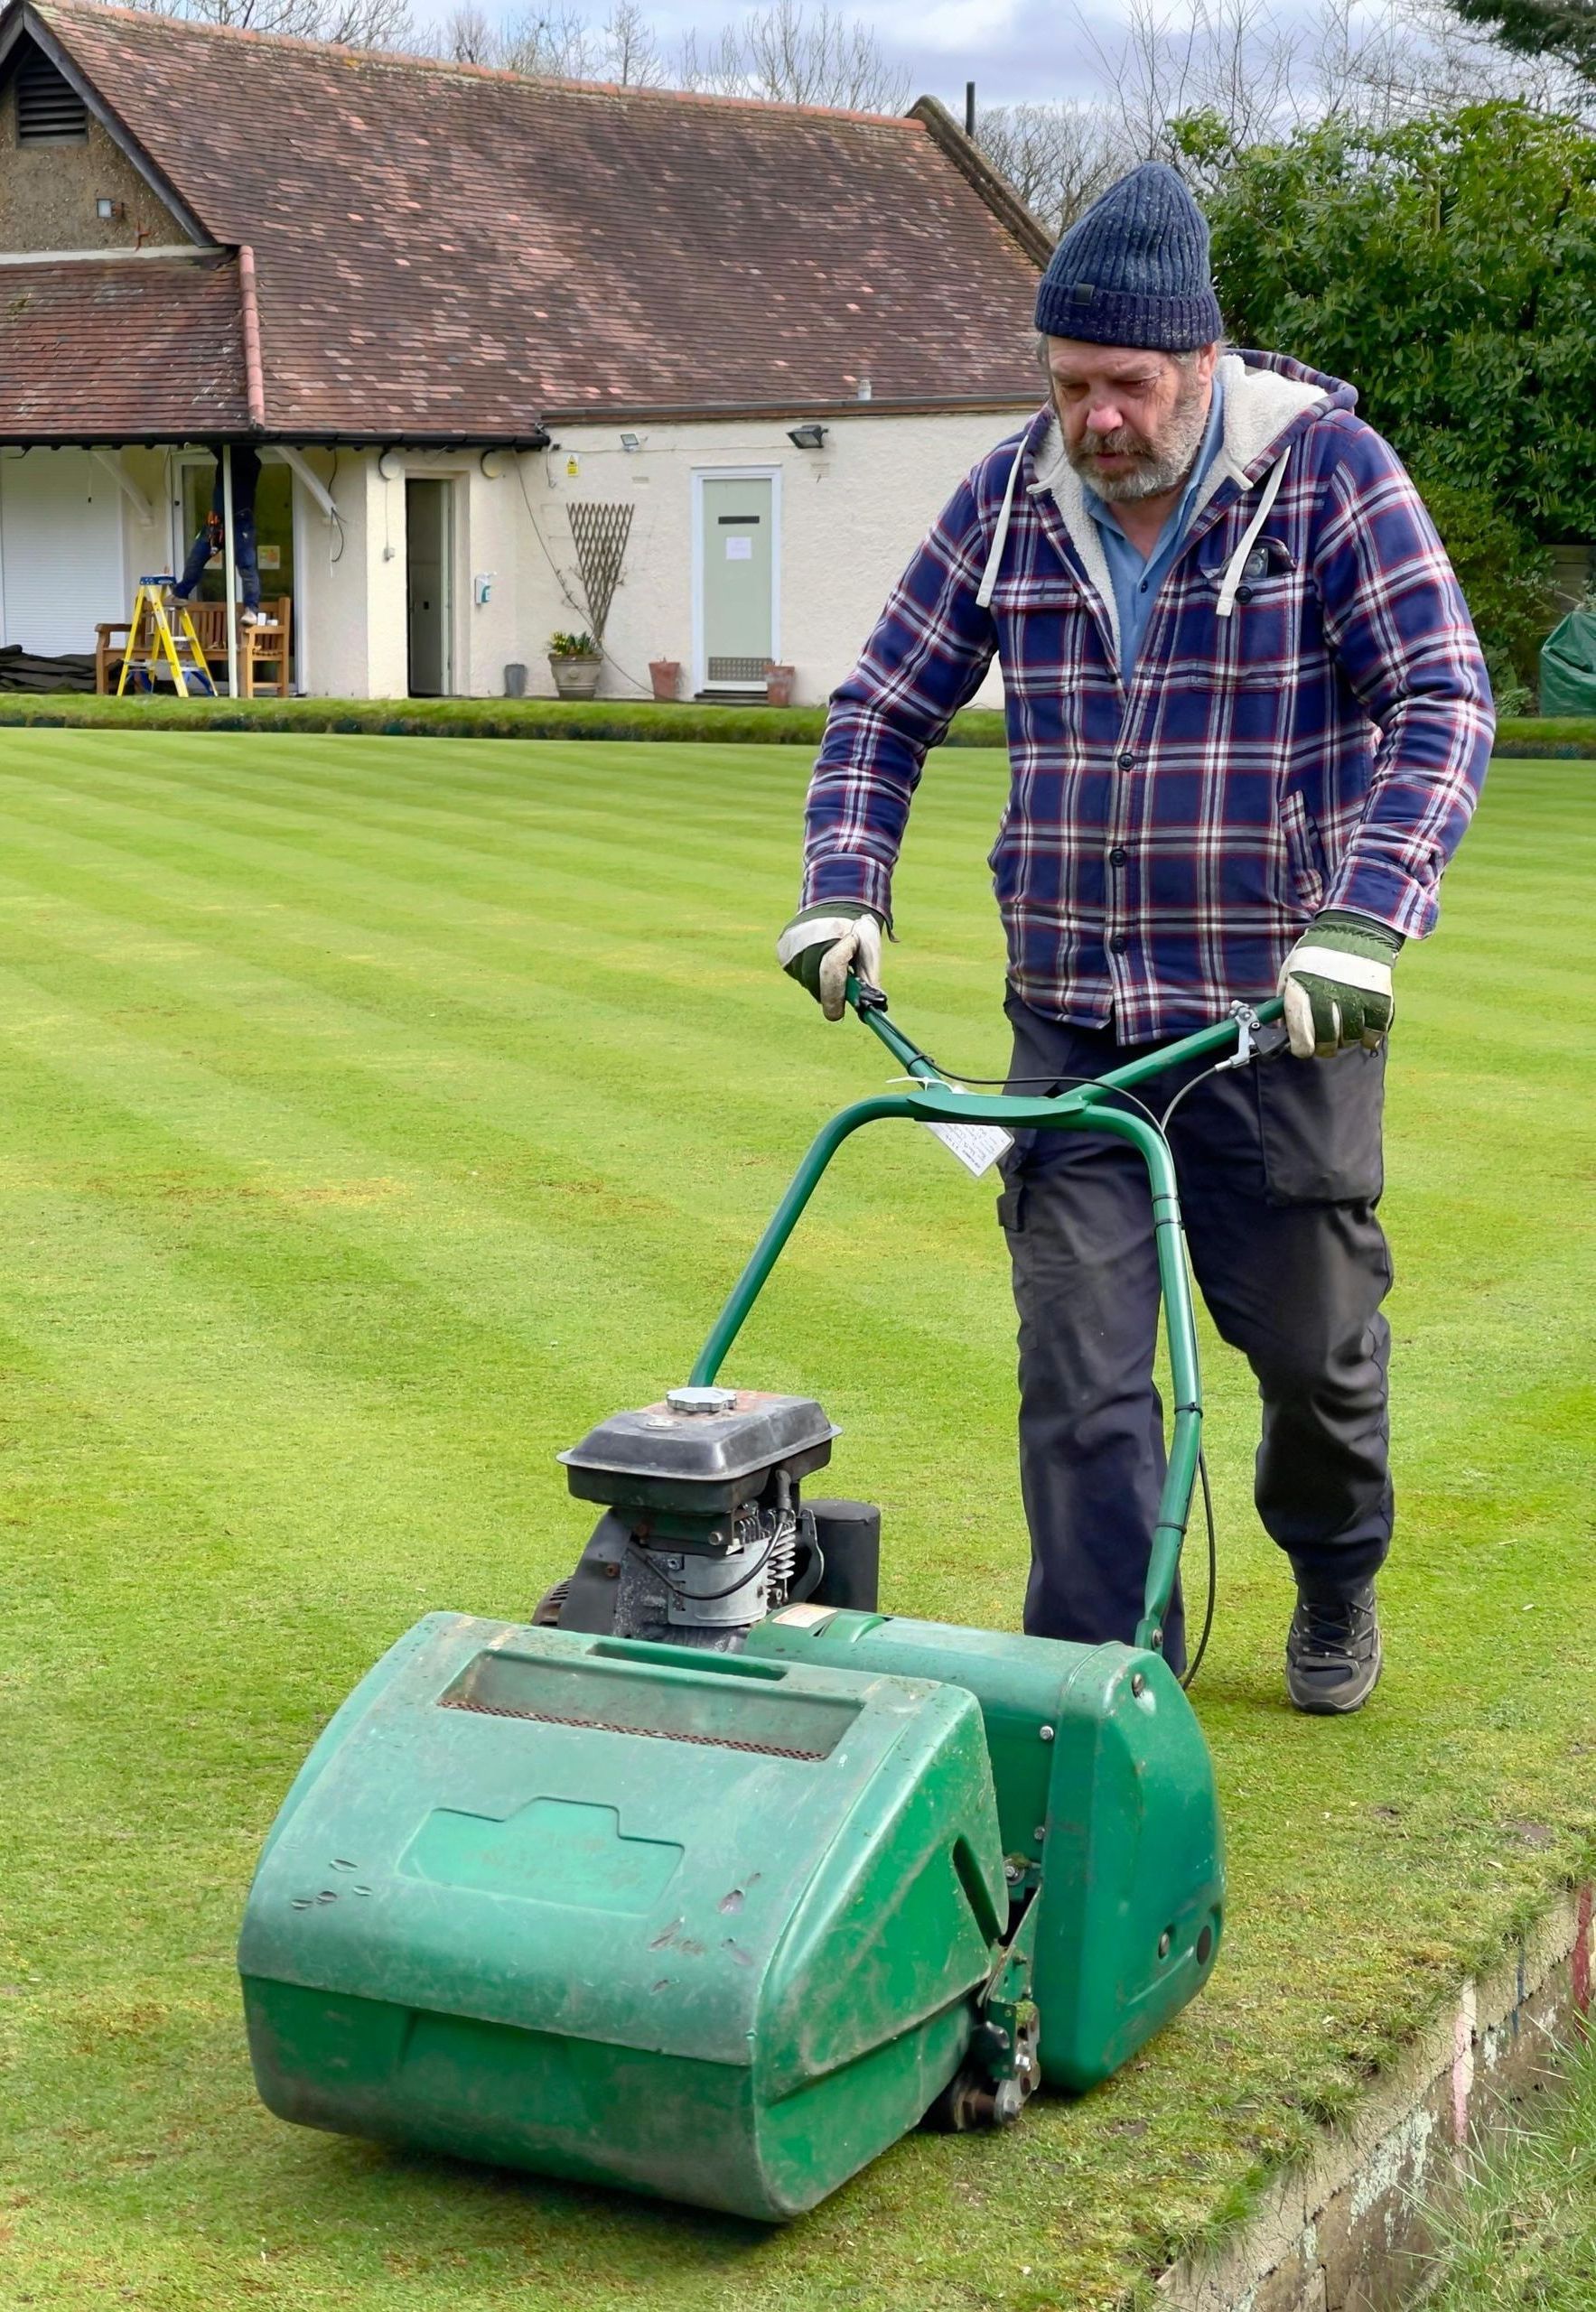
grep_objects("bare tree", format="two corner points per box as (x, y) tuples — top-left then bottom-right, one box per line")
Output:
(434, 0), (661, 80)
(1324, 0), (1591, 117)
(1088, 0), (1304, 179)
(436, 0), (497, 61)
(604, 0), (664, 86)
(495, 5), (598, 75)
(970, 0), (1592, 231)
(120, 0), (414, 41)
(973, 101), (1131, 234)
(677, 1), (910, 110)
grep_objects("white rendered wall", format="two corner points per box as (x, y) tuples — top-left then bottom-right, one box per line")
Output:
(94, 410), (1035, 702)
(0, 448), (125, 653)
(514, 407), (1034, 708)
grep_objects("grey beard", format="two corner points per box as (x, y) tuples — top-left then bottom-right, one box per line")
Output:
(1069, 378), (1212, 503)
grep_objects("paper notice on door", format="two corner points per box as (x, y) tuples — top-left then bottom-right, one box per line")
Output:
(724, 536), (753, 561)
(923, 1119), (1013, 1179)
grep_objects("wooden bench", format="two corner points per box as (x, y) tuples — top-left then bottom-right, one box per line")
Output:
(95, 596), (293, 698)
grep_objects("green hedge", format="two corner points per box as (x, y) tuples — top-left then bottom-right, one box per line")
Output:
(0, 692), (1589, 754)
(1493, 716), (1596, 758)
(0, 694), (868, 743)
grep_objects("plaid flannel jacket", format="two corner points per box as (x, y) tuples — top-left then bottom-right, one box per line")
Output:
(800, 352), (1494, 1041)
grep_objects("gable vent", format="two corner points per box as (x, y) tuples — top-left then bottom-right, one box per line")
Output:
(16, 52), (89, 143)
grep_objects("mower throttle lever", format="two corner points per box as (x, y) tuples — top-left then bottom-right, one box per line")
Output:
(852, 979), (890, 1012)
(1214, 999), (1290, 1072)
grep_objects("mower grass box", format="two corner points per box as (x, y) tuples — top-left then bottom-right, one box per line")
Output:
(239, 1612), (1011, 2220)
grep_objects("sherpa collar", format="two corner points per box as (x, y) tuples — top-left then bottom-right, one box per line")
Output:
(1012, 350), (1352, 656)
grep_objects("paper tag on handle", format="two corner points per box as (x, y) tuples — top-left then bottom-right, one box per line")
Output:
(923, 1119), (1013, 1179)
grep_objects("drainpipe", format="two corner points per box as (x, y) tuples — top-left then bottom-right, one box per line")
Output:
(221, 443), (239, 702)
(231, 245), (262, 704)
(238, 245), (266, 430)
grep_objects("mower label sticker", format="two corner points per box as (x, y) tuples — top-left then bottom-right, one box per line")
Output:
(923, 1120), (1013, 1179)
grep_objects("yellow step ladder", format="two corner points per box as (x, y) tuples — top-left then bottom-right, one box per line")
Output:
(117, 576), (218, 697)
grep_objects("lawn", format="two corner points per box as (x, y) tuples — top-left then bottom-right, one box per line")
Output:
(0, 735), (1589, 2312)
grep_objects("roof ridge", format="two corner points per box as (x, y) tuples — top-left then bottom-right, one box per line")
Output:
(32, 0), (926, 130)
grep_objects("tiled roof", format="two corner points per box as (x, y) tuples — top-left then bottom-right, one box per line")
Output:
(25, 0), (1045, 440)
(0, 252), (250, 435)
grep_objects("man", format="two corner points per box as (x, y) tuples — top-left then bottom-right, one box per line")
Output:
(171, 442), (269, 628)
(778, 163), (1492, 1714)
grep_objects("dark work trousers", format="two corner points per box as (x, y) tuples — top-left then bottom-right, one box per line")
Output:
(175, 508), (261, 612)
(997, 993), (1394, 1673)
(173, 450), (262, 612)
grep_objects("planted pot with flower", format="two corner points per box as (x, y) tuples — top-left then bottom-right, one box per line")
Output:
(548, 631), (602, 700)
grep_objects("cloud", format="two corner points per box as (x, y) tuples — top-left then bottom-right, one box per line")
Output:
(449, 0), (1137, 105)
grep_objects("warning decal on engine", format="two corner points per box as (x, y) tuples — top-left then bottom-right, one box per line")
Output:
(922, 1119), (1013, 1179)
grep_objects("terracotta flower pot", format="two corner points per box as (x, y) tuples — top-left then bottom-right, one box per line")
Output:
(649, 658), (681, 703)
(765, 663), (796, 707)
(549, 654), (602, 700)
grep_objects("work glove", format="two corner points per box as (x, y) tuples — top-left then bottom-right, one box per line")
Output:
(776, 901), (885, 1021)
(1279, 909), (1404, 1060)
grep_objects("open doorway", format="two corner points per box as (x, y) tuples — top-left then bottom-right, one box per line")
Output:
(173, 450), (297, 685)
(406, 479), (453, 696)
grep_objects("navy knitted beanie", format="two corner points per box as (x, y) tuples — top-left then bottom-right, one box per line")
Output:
(1035, 163), (1223, 350)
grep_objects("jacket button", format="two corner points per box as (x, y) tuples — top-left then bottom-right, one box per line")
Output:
(1109, 934), (1128, 955)
(1235, 584), (1254, 604)
(1116, 750), (1135, 769)
(1108, 845), (1128, 867)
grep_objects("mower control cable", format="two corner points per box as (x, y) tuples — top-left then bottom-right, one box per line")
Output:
(845, 995), (1283, 1690)
(689, 986), (1284, 1673)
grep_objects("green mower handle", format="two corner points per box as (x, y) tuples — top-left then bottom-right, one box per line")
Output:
(688, 987), (1285, 1656)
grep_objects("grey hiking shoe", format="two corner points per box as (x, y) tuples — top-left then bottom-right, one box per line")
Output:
(1285, 1580), (1382, 1715)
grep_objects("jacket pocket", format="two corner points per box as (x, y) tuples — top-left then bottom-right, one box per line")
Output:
(1280, 788), (1327, 913)
(1192, 545), (1310, 689)
(992, 576), (1101, 704)
(1256, 1044), (1386, 1206)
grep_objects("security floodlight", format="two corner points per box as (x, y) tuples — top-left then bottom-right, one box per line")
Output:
(619, 431), (647, 452)
(787, 423), (829, 450)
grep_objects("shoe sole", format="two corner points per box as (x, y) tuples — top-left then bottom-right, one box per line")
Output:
(1286, 1633), (1383, 1717)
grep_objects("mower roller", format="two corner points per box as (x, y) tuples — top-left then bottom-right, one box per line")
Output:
(239, 986), (1286, 2219)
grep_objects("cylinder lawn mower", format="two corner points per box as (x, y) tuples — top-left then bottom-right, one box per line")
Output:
(238, 986), (1286, 2221)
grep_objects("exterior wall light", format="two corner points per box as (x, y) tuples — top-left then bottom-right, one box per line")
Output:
(95, 198), (125, 221)
(619, 432), (647, 452)
(787, 423), (828, 450)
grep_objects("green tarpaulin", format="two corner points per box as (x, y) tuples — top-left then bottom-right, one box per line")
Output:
(1539, 610), (1596, 716)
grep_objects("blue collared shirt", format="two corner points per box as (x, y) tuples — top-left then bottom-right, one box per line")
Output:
(1087, 373), (1227, 679)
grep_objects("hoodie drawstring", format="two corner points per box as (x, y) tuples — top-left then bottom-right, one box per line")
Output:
(975, 442), (1027, 611)
(979, 435), (1291, 620)
(1216, 447), (1290, 618)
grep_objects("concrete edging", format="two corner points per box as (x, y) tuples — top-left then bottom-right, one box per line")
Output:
(1158, 1879), (1594, 2312)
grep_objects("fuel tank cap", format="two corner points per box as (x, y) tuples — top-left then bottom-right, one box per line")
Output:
(666, 1385), (738, 1414)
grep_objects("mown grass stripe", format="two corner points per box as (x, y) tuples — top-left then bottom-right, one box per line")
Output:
(0, 739), (1590, 2312)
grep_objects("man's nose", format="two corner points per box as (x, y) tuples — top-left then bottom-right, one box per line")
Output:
(1086, 399), (1124, 435)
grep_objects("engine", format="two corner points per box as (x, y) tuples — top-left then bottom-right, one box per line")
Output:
(551, 1385), (877, 1647)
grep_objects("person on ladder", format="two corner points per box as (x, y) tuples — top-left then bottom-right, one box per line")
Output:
(778, 163), (1494, 1717)
(170, 442), (271, 628)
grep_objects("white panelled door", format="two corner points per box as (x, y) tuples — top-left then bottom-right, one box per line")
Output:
(0, 450), (125, 654)
(697, 472), (777, 688)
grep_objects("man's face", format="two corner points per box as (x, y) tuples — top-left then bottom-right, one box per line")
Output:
(1045, 339), (1219, 503)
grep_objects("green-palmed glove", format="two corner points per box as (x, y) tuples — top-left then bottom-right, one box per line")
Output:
(1279, 909), (1404, 1059)
(776, 901), (885, 1021)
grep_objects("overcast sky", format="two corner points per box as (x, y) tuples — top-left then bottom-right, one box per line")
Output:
(695, 0), (1124, 107)
(509, 0), (1139, 108)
